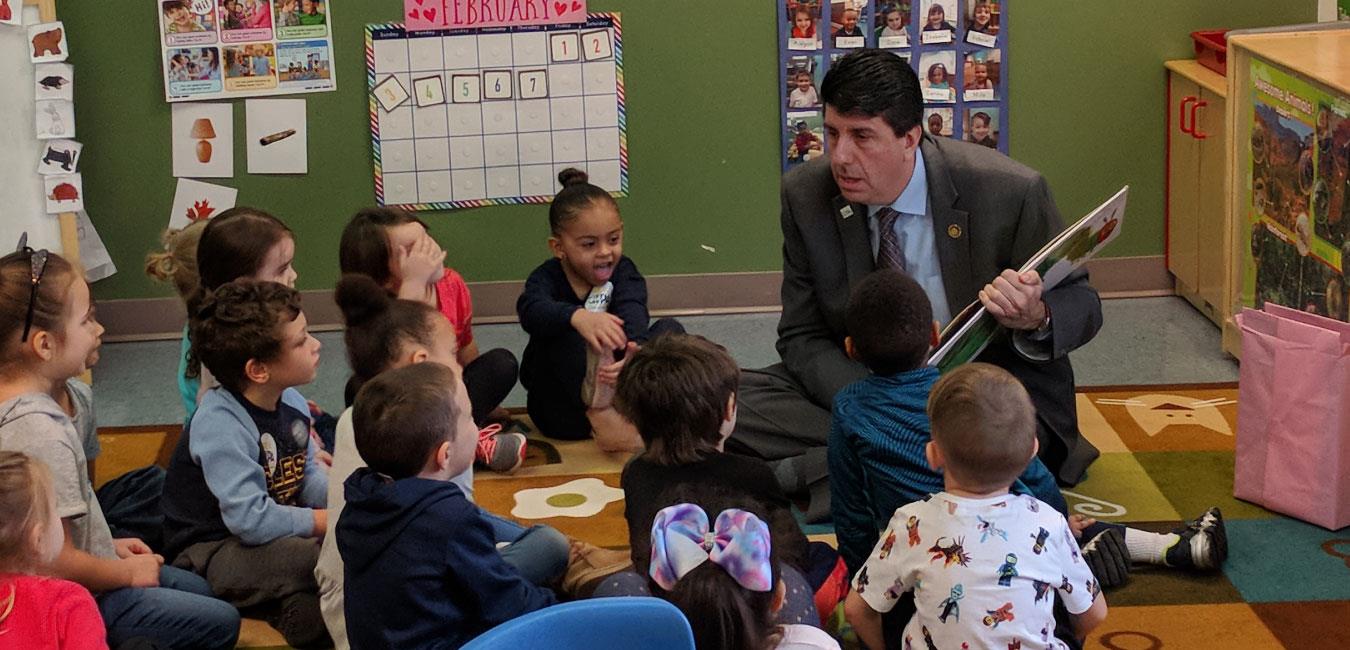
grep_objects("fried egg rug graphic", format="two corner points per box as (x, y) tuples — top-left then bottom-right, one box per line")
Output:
(511, 477), (625, 519)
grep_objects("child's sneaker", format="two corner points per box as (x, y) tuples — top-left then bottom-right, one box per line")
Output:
(1080, 526), (1130, 589)
(1164, 506), (1227, 571)
(476, 424), (526, 473)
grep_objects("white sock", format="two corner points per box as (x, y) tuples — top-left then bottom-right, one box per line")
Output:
(1124, 528), (1179, 565)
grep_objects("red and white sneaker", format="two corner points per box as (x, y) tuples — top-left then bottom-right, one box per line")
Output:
(476, 423), (527, 474)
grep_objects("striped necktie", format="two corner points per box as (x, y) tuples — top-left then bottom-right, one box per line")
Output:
(875, 207), (907, 272)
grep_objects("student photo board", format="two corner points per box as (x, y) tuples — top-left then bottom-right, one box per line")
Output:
(779, 0), (1008, 170)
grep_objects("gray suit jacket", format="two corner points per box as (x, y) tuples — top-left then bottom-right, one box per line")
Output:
(777, 134), (1102, 483)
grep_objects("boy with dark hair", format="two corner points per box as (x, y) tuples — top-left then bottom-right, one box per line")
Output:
(162, 280), (330, 649)
(830, 269), (1226, 587)
(845, 363), (1107, 649)
(338, 362), (558, 649)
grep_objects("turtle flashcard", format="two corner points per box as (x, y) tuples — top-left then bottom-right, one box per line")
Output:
(37, 140), (83, 175)
(44, 174), (84, 214)
(35, 63), (74, 101)
(28, 22), (68, 63)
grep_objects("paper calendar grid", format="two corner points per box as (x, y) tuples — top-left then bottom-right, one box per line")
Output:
(366, 14), (627, 211)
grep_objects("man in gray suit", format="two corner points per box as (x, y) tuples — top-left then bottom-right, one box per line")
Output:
(728, 49), (1101, 520)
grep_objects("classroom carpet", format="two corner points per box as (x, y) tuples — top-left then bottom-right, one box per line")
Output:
(96, 383), (1350, 649)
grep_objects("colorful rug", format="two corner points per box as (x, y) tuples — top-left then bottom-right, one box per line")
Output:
(97, 384), (1350, 649)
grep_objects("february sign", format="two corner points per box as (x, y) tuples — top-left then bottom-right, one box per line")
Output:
(405, 0), (587, 30)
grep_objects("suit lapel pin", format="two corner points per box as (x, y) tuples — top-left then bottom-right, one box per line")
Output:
(947, 224), (962, 239)
(840, 205), (854, 219)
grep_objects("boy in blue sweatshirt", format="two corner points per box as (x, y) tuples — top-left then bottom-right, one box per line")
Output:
(828, 270), (1226, 587)
(162, 280), (330, 649)
(338, 362), (558, 649)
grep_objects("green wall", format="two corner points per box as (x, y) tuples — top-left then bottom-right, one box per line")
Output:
(69, 1), (1314, 301)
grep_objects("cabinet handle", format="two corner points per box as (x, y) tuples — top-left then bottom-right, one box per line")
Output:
(1179, 96), (1197, 135)
(1190, 99), (1208, 140)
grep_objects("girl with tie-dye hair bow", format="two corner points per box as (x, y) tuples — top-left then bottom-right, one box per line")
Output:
(644, 501), (841, 650)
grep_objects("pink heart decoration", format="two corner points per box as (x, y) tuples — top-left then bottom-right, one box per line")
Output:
(408, 8), (418, 19)
(422, 7), (436, 21)
(554, 1), (567, 15)
(571, 1), (581, 10)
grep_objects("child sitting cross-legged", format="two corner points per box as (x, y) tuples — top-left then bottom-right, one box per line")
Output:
(595, 334), (841, 627)
(830, 270), (1227, 593)
(646, 493), (840, 650)
(316, 275), (578, 648)
(161, 280), (330, 649)
(844, 363), (1108, 649)
(338, 362), (558, 649)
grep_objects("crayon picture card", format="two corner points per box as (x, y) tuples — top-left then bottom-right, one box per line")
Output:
(245, 98), (307, 174)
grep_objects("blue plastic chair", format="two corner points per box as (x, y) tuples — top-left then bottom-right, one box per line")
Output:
(461, 597), (696, 650)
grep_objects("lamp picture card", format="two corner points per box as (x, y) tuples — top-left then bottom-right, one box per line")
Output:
(919, 0), (957, 44)
(172, 102), (234, 178)
(0, 0), (21, 26)
(245, 98), (307, 174)
(43, 174), (84, 214)
(875, 2), (911, 49)
(35, 100), (75, 139)
(38, 140), (83, 175)
(28, 22), (67, 62)
(168, 178), (237, 229)
(785, 0), (822, 51)
(35, 63), (74, 101)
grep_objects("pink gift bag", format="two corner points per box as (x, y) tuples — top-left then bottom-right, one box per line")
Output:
(1235, 303), (1350, 530)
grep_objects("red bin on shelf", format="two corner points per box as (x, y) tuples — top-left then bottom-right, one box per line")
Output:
(1192, 29), (1230, 76)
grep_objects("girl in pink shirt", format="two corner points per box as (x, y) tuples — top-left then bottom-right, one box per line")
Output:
(0, 451), (107, 649)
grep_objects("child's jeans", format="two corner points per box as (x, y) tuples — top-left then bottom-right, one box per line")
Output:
(96, 564), (241, 650)
(480, 509), (570, 585)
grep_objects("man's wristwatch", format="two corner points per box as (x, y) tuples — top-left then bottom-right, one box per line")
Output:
(1033, 302), (1052, 336)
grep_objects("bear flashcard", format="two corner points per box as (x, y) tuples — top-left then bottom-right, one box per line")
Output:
(28, 22), (68, 63)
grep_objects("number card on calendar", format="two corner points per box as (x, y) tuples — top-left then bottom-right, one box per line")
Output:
(366, 14), (627, 211)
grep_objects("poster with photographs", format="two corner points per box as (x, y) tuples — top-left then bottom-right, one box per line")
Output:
(779, 0), (1008, 169)
(1241, 60), (1350, 321)
(157, 0), (337, 102)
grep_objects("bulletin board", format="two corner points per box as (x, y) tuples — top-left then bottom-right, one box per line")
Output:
(366, 13), (627, 211)
(778, 0), (1009, 170)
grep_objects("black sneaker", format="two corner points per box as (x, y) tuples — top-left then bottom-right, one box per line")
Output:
(1164, 506), (1227, 571)
(1081, 527), (1130, 589)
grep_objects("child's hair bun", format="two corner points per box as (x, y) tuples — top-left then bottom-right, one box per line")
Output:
(557, 167), (589, 188)
(334, 273), (392, 328)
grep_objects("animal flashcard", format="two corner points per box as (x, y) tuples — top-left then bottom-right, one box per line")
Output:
(37, 140), (84, 175)
(0, 0), (21, 26)
(28, 22), (68, 63)
(35, 100), (76, 140)
(35, 63), (75, 101)
(43, 173), (85, 214)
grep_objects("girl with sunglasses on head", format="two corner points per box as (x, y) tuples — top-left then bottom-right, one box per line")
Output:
(0, 239), (240, 649)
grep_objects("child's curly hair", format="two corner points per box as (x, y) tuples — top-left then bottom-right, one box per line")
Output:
(189, 280), (301, 392)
